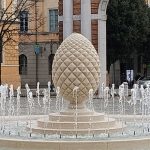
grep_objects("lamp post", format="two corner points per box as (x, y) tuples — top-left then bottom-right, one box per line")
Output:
(49, 40), (60, 92)
(50, 40), (54, 92)
(35, 0), (38, 85)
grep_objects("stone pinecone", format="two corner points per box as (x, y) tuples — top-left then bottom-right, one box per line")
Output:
(52, 33), (100, 104)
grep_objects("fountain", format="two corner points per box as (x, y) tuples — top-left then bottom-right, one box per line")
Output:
(0, 33), (150, 150)
(26, 33), (124, 137)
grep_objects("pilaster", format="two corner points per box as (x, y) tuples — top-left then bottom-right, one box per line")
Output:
(63, 0), (73, 39)
(81, 0), (91, 41)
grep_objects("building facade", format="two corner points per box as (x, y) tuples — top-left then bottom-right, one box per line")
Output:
(59, 0), (109, 89)
(1, 0), (60, 88)
(19, 0), (59, 87)
(1, 25), (21, 88)
(0, 0), (20, 88)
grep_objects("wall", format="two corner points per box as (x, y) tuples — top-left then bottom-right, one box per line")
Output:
(2, 24), (20, 88)
(19, 0), (59, 87)
(19, 42), (57, 87)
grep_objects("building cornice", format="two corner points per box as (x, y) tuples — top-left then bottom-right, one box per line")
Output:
(59, 14), (107, 21)
(2, 64), (19, 67)
(19, 32), (59, 35)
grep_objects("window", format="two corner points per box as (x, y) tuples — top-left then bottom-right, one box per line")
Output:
(19, 54), (27, 75)
(12, 0), (18, 12)
(20, 11), (28, 32)
(49, 54), (55, 75)
(49, 9), (58, 32)
(0, 0), (6, 11)
(0, 1), (2, 10)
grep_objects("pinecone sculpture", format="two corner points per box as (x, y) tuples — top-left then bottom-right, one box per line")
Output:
(52, 33), (100, 105)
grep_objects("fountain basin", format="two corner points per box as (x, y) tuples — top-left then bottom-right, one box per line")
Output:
(0, 115), (150, 150)
(0, 134), (150, 150)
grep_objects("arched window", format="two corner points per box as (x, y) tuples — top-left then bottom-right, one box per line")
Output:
(19, 54), (27, 75)
(48, 54), (55, 75)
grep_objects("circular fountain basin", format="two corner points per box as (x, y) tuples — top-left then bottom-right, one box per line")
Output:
(0, 115), (150, 150)
(0, 137), (150, 150)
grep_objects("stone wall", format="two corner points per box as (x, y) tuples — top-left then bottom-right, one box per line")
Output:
(73, 20), (81, 33)
(73, 0), (81, 15)
(91, 20), (98, 51)
(58, 0), (63, 16)
(91, 0), (100, 14)
(59, 21), (63, 42)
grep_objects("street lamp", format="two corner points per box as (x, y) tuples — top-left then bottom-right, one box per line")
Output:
(49, 40), (59, 92)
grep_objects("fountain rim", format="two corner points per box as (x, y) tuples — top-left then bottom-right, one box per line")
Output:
(0, 131), (150, 143)
(0, 136), (149, 150)
(0, 114), (150, 140)
(0, 115), (150, 150)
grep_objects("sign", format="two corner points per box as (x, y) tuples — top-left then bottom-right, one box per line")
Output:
(126, 70), (134, 82)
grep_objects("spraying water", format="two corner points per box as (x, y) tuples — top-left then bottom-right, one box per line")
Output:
(8, 85), (15, 135)
(42, 89), (49, 137)
(16, 86), (21, 135)
(27, 91), (34, 137)
(111, 84), (115, 114)
(89, 89), (94, 111)
(104, 87), (110, 137)
(36, 82), (41, 107)
(0, 85), (7, 132)
(73, 86), (79, 138)
(47, 81), (51, 114)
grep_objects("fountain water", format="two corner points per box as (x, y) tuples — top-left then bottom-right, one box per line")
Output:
(36, 82), (41, 107)
(0, 33), (150, 150)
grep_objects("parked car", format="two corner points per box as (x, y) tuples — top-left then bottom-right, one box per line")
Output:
(137, 76), (150, 88)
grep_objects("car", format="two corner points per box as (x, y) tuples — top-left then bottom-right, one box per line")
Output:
(137, 76), (150, 88)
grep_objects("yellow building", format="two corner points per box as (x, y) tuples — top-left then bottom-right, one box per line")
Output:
(0, 0), (59, 88)
(0, 0), (21, 88)
(19, 0), (59, 87)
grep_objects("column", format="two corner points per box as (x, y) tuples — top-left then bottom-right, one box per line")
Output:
(98, 0), (109, 97)
(98, 17), (107, 88)
(81, 0), (91, 41)
(63, 0), (73, 40)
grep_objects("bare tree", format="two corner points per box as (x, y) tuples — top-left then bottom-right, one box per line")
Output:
(0, 0), (43, 84)
(0, 0), (34, 47)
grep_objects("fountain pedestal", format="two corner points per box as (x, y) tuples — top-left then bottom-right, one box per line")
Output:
(27, 106), (125, 136)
